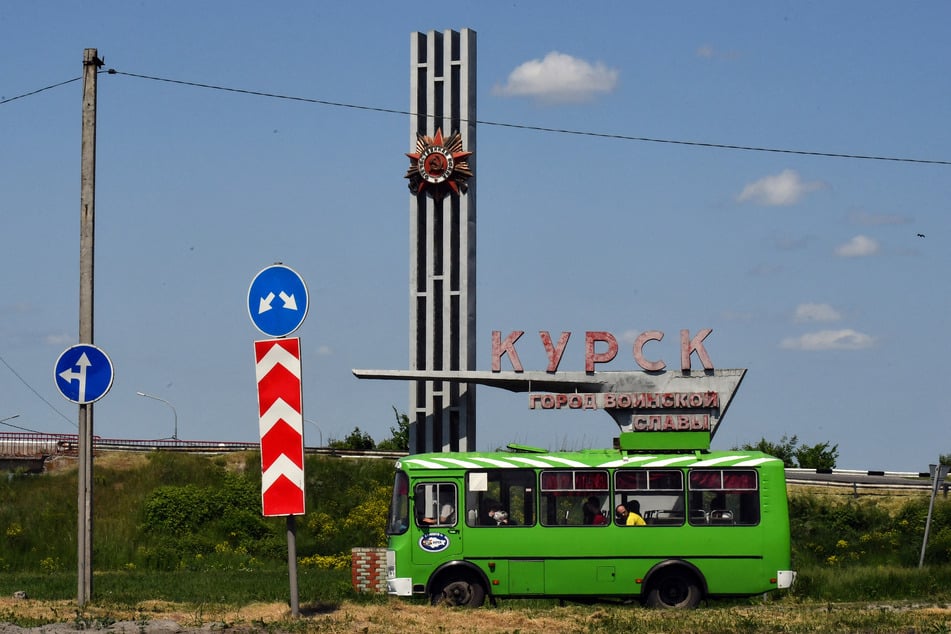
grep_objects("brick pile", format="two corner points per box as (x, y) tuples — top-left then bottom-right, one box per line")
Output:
(351, 547), (388, 594)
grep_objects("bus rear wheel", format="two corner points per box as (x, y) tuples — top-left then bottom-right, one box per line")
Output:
(431, 578), (486, 608)
(645, 570), (702, 609)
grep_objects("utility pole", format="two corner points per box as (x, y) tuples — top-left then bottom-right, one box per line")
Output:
(919, 462), (951, 568)
(78, 47), (102, 607)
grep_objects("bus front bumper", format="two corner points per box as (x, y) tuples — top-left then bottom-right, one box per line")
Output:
(385, 550), (413, 596)
(777, 570), (797, 589)
(388, 577), (413, 596)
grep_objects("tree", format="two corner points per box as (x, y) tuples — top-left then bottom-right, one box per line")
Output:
(795, 441), (839, 470)
(377, 407), (410, 451)
(328, 426), (376, 451)
(737, 435), (799, 468)
(736, 435), (838, 469)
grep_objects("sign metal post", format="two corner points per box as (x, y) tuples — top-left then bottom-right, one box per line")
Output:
(248, 264), (308, 617)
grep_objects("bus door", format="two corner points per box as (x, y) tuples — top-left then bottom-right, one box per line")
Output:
(411, 481), (463, 564)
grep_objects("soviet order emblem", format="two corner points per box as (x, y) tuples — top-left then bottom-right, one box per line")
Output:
(405, 129), (473, 201)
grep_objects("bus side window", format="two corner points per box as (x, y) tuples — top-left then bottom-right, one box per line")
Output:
(414, 482), (456, 527)
(688, 469), (759, 526)
(466, 469), (535, 527)
(614, 468), (684, 526)
(539, 470), (609, 527)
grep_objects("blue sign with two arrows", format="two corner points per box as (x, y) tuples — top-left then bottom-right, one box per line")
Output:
(248, 264), (309, 337)
(54, 344), (114, 404)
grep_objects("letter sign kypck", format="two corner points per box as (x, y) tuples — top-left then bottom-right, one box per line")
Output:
(255, 338), (305, 516)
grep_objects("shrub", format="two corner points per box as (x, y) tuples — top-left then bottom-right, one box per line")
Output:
(788, 489), (951, 569)
(299, 553), (351, 569)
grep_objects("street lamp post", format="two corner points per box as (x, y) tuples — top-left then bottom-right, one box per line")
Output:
(136, 392), (178, 440)
(303, 418), (323, 447)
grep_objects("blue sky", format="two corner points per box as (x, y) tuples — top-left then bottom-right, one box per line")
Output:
(2, 2), (949, 471)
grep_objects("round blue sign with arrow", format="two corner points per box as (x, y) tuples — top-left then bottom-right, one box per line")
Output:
(54, 344), (115, 404)
(248, 264), (309, 337)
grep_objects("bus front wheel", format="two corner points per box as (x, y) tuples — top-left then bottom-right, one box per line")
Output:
(431, 577), (486, 608)
(644, 570), (702, 609)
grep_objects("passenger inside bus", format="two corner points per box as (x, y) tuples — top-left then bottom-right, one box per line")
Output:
(583, 496), (608, 525)
(615, 501), (646, 526)
(483, 500), (511, 525)
(420, 502), (454, 526)
(415, 483), (456, 527)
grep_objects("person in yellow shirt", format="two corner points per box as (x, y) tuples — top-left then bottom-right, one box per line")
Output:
(615, 501), (646, 526)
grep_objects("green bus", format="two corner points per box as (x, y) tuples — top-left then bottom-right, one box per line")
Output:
(385, 445), (795, 608)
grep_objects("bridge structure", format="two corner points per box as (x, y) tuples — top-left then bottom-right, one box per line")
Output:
(2, 432), (940, 496)
(0, 432), (406, 472)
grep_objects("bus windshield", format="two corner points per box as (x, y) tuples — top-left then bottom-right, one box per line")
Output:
(387, 471), (409, 535)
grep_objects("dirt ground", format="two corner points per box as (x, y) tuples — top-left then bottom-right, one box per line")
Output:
(0, 597), (593, 634)
(4, 596), (951, 634)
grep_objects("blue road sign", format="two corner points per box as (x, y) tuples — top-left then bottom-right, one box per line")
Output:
(248, 264), (309, 337)
(54, 344), (115, 404)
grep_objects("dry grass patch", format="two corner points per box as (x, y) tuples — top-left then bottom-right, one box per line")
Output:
(5, 597), (951, 633)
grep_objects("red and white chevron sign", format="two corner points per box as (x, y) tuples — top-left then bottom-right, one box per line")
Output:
(255, 338), (305, 516)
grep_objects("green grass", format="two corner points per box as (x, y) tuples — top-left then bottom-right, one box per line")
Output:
(0, 452), (393, 573)
(6, 452), (951, 612)
(0, 567), (358, 604)
(4, 568), (951, 633)
(793, 563), (951, 602)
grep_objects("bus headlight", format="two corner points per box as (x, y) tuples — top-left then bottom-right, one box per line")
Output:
(386, 549), (396, 579)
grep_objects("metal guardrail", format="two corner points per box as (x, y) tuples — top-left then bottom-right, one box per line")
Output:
(0, 432), (407, 461)
(0, 432), (77, 457)
(785, 467), (939, 493)
(786, 467), (932, 479)
(0, 435), (939, 489)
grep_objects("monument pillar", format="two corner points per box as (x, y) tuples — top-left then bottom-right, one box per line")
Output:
(407, 29), (477, 453)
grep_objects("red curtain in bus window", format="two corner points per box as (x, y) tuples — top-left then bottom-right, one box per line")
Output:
(615, 470), (647, 490)
(541, 472), (573, 490)
(689, 470), (722, 490)
(649, 470), (683, 490)
(575, 471), (608, 490)
(722, 470), (756, 490)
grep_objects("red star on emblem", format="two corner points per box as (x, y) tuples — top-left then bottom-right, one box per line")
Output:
(405, 129), (473, 200)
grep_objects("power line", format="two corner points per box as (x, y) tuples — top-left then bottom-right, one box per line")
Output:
(4, 70), (949, 166)
(0, 419), (47, 434)
(0, 352), (76, 427)
(0, 76), (82, 105)
(107, 69), (951, 166)
(108, 69), (415, 116)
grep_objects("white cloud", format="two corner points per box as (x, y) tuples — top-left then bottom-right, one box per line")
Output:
(835, 235), (880, 257)
(696, 45), (740, 60)
(720, 310), (755, 322)
(0, 301), (34, 317)
(44, 333), (73, 346)
(793, 303), (842, 323)
(748, 262), (784, 277)
(773, 234), (814, 251)
(315, 345), (333, 356)
(493, 52), (619, 104)
(736, 169), (825, 206)
(848, 210), (912, 226)
(780, 329), (875, 351)
(618, 330), (642, 345)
